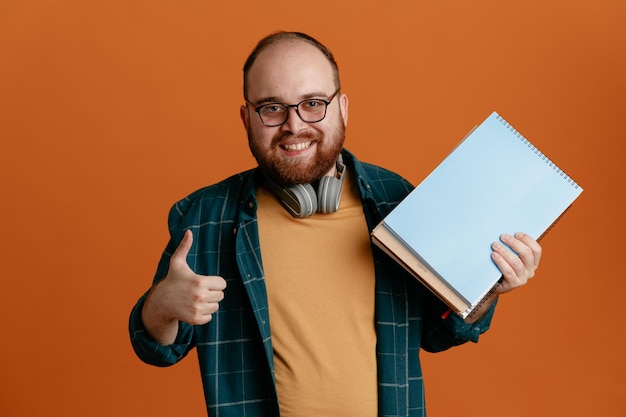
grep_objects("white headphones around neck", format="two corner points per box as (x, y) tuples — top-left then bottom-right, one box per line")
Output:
(264, 155), (347, 218)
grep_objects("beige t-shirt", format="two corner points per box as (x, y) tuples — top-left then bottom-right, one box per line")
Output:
(256, 172), (378, 417)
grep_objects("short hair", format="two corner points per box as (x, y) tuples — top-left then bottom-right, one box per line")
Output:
(242, 31), (341, 98)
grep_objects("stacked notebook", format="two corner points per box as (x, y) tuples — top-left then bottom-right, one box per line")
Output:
(371, 112), (583, 318)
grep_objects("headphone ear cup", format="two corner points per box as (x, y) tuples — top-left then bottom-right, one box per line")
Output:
(317, 155), (346, 214)
(317, 176), (343, 214)
(282, 183), (318, 218)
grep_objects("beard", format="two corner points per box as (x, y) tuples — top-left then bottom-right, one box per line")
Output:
(247, 120), (345, 186)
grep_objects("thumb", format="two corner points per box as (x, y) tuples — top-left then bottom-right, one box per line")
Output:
(170, 229), (193, 267)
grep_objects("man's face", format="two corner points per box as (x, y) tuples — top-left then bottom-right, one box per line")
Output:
(240, 40), (349, 186)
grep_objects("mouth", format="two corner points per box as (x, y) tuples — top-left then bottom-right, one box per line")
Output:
(280, 141), (313, 152)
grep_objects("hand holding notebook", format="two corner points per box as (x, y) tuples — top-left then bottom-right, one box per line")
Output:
(371, 112), (583, 318)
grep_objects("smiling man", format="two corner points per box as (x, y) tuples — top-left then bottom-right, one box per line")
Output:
(242, 34), (347, 188)
(130, 31), (541, 417)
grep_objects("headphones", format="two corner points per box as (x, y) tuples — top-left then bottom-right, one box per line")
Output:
(264, 155), (347, 218)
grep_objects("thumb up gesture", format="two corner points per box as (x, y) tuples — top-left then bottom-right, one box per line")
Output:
(141, 230), (227, 345)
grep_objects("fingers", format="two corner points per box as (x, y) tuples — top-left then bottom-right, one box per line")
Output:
(186, 276), (226, 325)
(515, 232), (542, 269)
(491, 232), (542, 293)
(191, 276), (227, 302)
(170, 229), (194, 269)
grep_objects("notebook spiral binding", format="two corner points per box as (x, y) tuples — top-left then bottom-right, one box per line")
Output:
(495, 113), (581, 190)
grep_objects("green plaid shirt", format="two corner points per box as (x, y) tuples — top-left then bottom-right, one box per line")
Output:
(130, 149), (495, 417)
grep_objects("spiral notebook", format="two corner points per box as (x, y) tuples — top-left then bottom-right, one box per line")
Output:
(371, 111), (583, 318)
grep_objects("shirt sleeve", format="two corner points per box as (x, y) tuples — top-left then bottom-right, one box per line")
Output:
(128, 293), (196, 367)
(420, 295), (497, 353)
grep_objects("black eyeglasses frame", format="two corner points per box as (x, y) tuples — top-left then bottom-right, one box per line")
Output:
(245, 89), (341, 127)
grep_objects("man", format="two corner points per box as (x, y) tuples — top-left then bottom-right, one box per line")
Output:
(129, 31), (541, 416)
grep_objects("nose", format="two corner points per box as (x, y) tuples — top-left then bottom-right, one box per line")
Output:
(279, 106), (308, 134)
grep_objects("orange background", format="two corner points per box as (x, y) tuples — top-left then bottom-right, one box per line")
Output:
(1, 1), (624, 416)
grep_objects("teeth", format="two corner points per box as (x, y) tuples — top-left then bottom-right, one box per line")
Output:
(283, 141), (311, 151)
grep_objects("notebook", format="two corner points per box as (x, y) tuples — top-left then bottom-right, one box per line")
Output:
(371, 111), (583, 318)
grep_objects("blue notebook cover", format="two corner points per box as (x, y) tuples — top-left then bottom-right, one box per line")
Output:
(378, 111), (583, 308)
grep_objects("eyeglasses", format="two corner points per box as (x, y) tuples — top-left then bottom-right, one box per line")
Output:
(245, 89), (340, 127)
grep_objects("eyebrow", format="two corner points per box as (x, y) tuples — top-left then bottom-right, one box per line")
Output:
(252, 91), (331, 106)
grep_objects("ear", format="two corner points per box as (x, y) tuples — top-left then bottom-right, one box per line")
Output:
(240, 104), (250, 130)
(339, 93), (349, 127)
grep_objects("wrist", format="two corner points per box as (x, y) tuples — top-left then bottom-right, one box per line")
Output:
(141, 286), (179, 345)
